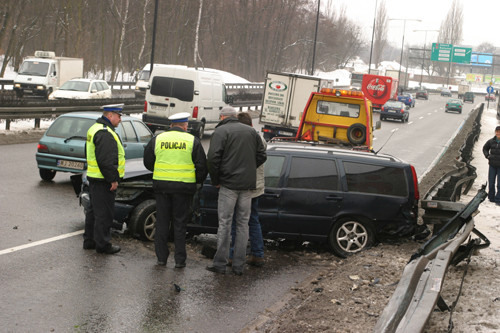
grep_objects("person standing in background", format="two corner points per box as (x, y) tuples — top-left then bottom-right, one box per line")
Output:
(483, 125), (500, 204)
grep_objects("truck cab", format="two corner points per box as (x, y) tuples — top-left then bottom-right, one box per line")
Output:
(296, 88), (380, 150)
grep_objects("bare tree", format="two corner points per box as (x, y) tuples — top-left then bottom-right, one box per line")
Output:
(436, 0), (463, 76)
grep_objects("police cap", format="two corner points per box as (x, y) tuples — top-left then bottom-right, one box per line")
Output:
(102, 104), (124, 115)
(169, 112), (190, 123)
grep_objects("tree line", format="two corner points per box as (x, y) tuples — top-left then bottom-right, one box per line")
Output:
(0, 0), (364, 82)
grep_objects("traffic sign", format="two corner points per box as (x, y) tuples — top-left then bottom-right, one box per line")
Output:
(431, 43), (452, 62)
(430, 43), (471, 64)
(487, 86), (494, 94)
(452, 47), (472, 64)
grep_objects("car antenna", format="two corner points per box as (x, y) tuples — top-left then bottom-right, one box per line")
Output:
(375, 128), (398, 155)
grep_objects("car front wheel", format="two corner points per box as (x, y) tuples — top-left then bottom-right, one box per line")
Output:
(328, 217), (374, 258)
(39, 168), (56, 181)
(128, 199), (156, 241)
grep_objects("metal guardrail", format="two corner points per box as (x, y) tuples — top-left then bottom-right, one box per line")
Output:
(373, 103), (487, 332)
(0, 79), (135, 90)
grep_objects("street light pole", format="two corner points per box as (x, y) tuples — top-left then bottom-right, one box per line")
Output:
(389, 18), (421, 92)
(311, 0), (320, 75)
(413, 29), (439, 88)
(368, 0), (378, 75)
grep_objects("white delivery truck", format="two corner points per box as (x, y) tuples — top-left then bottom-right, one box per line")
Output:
(134, 64), (151, 99)
(143, 64), (232, 137)
(259, 71), (334, 141)
(14, 51), (83, 98)
(458, 83), (470, 99)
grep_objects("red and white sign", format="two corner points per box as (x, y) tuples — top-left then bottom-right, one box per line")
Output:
(361, 74), (396, 106)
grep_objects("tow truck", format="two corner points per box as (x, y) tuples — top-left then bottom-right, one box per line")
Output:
(294, 87), (380, 150)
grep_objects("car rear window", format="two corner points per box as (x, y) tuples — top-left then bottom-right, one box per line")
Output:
(316, 100), (360, 118)
(46, 117), (95, 138)
(287, 157), (339, 190)
(343, 161), (408, 197)
(150, 76), (194, 102)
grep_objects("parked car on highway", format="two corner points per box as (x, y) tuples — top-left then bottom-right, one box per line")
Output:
(440, 88), (452, 97)
(78, 143), (420, 257)
(380, 100), (409, 122)
(485, 94), (496, 102)
(463, 91), (474, 103)
(415, 90), (428, 100)
(445, 98), (463, 113)
(48, 78), (112, 100)
(36, 112), (153, 180)
(397, 93), (415, 107)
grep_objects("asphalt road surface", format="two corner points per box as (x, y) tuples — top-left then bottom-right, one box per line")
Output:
(0, 93), (478, 332)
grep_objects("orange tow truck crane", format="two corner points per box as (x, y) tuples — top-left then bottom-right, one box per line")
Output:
(295, 88), (380, 150)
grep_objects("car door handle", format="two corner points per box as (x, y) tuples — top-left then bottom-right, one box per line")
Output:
(170, 103), (175, 107)
(263, 193), (280, 198)
(325, 195), (342, 201)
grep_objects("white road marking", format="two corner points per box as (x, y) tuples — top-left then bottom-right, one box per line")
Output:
(419, 116), (424, 119)
(408, 121), (413, 125)
(0, 230), (84, 256)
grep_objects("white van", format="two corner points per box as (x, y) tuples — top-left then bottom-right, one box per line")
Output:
(134, 64), (151, 99)
(143, 64), (231, 138)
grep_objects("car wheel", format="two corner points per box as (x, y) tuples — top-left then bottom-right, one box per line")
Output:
(197, 122), (205, 139)
(346, 123), (366, 145)
(128, 199), (156, 241)
(39, 168), (56, 181)
(328, 217), (374, 258)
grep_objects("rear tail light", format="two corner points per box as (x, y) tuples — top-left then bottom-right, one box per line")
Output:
(262, 128), (272, 133)
(143, 101), (147, 113)
(410, 165), (420, 200)
(193, 106), (199, 119)
(37, 144), (49, 153)
(381, 107), (385, 112)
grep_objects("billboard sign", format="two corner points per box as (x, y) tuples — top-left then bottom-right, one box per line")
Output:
(470, 53), (493, 67)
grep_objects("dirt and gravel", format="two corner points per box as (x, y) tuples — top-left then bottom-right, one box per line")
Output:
(1, 108), (498, 333)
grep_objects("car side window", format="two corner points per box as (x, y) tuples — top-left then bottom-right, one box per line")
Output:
(120, 121), (137, 142)
(90, 82), (98, 92)
(287, 157), (339, 190)
(264, 155), (286, 187)
(343, 161), (408, 197)
(132, 121), (153, 143)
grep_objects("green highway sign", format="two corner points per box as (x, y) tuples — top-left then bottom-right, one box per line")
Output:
(452, 46), (472, 64)
(431, 43), (452, 62)
(430, 43), (472, 64)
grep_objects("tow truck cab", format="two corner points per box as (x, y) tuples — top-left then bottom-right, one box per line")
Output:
(296, 88), (380, 150)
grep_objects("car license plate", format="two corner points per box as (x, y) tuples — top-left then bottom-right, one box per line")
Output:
(57, 159), (85, 170)
(151, 104), (169, 112)
(278, 131), (294, 136)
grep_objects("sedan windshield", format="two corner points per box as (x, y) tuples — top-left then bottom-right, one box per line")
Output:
(59, 81), (90, 92)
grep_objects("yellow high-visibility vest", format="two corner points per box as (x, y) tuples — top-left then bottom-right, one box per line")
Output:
(86, 123), (125, 179)
(153, 130), (195, 183)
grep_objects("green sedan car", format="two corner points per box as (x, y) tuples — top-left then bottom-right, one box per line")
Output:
(36, 112), (153, 181)
(445, 98), (463, 113)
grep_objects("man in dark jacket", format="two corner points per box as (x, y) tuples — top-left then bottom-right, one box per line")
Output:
(84, 104), (125, 254)
(143, 112), (207, 268)
(483, 125), (500, 204)
(206, 107), (267, 275)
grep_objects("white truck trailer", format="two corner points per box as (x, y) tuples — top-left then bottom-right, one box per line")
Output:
(458, 83), (470, 98)
(14, 51), (84, 98)
(259, 71), (334, 141)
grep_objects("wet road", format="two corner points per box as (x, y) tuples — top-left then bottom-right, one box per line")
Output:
(0, 94), (478, 332)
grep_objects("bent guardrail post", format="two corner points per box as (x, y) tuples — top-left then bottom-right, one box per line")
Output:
(373, 186), (488, 333)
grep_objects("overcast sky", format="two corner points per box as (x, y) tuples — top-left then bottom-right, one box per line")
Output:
(325, 0), (497, 49)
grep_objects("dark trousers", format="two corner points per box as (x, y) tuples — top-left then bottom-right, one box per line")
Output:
(154, 192), (193, 264)
(488, 165), (500, 202)
(84, 181), (116, 249)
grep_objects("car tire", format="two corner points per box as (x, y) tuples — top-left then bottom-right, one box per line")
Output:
(128, 199), (157, 241)
(197, 122), (205, 139)
(346, 123), (366, 145)
(39, 168), (56, 181)
(328, 217), (374, 258)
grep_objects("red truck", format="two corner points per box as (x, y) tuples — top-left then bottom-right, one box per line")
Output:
(361, 74), (398, 111)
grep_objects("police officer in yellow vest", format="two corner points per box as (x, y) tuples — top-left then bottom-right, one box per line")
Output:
(84, 104), (125, 255)
(143, 112), (207, 267)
